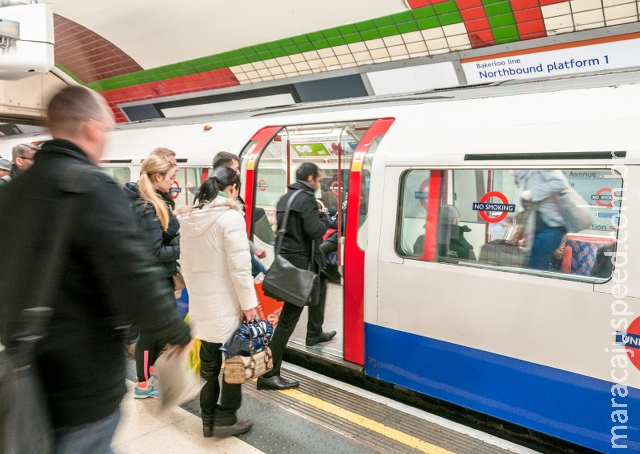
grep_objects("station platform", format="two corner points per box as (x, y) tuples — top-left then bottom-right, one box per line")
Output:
(120, 359), (539, 454)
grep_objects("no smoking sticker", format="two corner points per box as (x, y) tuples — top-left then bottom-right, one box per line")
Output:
(472, 191), (516, 223)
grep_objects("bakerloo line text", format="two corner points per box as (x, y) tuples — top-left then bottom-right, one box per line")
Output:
(477, 57), (604, 79)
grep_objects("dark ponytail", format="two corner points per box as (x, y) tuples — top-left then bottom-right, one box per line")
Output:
(196, 166), (241, 208)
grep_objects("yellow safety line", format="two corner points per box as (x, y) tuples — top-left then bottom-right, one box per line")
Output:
(278, 388), (456, 454)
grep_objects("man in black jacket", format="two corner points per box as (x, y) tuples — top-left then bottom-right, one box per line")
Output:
(257, 163), (335, 390)
(0, 86), (191, 452)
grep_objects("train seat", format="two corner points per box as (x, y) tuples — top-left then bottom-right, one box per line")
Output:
(565, 236), (613, 276)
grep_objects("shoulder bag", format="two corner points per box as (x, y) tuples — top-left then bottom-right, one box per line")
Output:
(537, 171), (592, 233)
(262, 191), (320, 307)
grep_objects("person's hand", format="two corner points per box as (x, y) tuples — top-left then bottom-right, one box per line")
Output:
(243, 308), (257, 321)
(186, 182), (194, 188)
(254, 248), (267, 259)
(520, 189), (532, 201)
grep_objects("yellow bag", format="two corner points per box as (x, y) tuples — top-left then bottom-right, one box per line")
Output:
(184, 313), (201, 375)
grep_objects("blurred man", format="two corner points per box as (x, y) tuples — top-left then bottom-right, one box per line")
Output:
(0, 86), (191, 453)
(0, 157), (11, 186)
(10, 143), (37, 178)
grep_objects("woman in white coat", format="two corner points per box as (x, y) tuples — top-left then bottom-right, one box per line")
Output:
(179, 166), (258, 439)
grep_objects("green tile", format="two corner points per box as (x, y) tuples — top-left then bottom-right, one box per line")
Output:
(246, 53), (261, 63)
(492, 24), (519, 37)
(373, 15), (395, 27)
(355, 20), (375, 31)
(343, 32), (363, 44)
(312, 38), (330, 49)
(392, 10), (415, 24)
(297, 41), (315, 52)
(234, 56), (249, 65)
(257, 51), (274, 60)
(398, 21), (419, 33)
(484, 1), (512, 16)
(253, 43), (268, 53)
(282, 45), (300, 55)
(266, 41), (282, 51)
(494, 34), (520, 44)
(240, 47), (255, 57)
(437, 11), (463, 26)
(378, 24), (399, 37)
(360, 28), (381, 40)
(338, 24), (358, 34)
(488, 13), (515, 27)
(292, 34), (310, 44)
(279, 37), (295, 47)
(413, 6), (435, 19)
(270, 47), (287, 58)
(328, 36), (346, 46)
(482, 0), (506, 4)
(322, 27), (341, 38)
(433, 1), (459, 15)
(417, 16), (440, 29)
(307, 31), (325, 41)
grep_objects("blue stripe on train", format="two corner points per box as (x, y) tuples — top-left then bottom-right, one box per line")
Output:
(364, 323), (640, 453)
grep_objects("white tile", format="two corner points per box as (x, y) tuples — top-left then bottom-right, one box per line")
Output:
(575, 19), (605, 28)
(387, 44), (408, 57)
(429, 48), (450, 55)
(306, 59), (325, 69)
(409, 51), (430, 58)
(260, 75), (274, 81)
(340, 62), (358, 68)
(421, 27), (445, 40)
(326, 64), (342, 71)
(442, 23), (467, 37)
(406, 41), (428, 53)
(541, 3), (572, 17)
(245, 70), (259, 79)
(298, 69), (312, 75)
(544, 15), (575, 30)
(311, 67), (326, 73)
(573, 9), (605, 24)
(348, 42), (368, 53)
(332, 45), (351, 56)
(252, 61), (266, 70)
(365, 38), (385, 50)
(321, 56), (340, 66)
(390, 54), (411, 61)
(369, 47), (390, 59)
(280, 64), (296, 73)
(269, 66), (284, 75)
(353, 50), (372, 61)
(257, 69), (271, 77)
(239, 63), (254, 72)
(317, 48), (335, 58)
(273, 73), (288, 79)
(450, 42), (473, 51)
(373, 57), (392, 63)
(249, 78), (262, 84)
(570, 0), (604, 13)
(289, 54), (305, 63)
(447, 34), (470, 48)
(294, 61), (311, 71)
(426, 38), (449, 51)
(276, 56), (292, 65)
(606, 15), (638, 23)
(547, 25), (576, 34)
(603, 0), (635, 6)
(235, 72), (249, 81)
(228, 66), (244, 76)
(337, 54), (356, 64)
(401, 31), (424, 44)
(264, 59), (280, 68)
(382, 35), (404, 47)
(604, 2), (638, 19)
(302, 50), (320, 60)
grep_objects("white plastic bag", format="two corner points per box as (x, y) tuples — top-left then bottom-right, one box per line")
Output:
(154, 345), (205, 414)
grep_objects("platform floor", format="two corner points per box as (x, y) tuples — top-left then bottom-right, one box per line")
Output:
(120, 359), (539, 454)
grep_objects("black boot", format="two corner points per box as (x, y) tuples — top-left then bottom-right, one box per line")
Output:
(257, 375), (299, 390)
(306, 331), (337, 346)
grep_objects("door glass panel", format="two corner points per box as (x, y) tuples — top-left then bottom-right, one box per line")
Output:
(101, 167), (131, 186)
(357, 135), (383, 251)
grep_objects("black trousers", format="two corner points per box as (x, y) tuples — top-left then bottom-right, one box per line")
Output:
(199, 340), (241, 426)
(264, 277), (327, 378)
(135, 331), (163, 383)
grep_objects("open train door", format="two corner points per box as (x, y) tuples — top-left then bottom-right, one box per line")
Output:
(240, 119), (394, 365)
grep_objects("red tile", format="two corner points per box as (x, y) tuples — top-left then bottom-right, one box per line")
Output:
(468, 29), (495, 47)
(514, 8), (542, 21)
(461, 6), (490, 21)
(464, 17), (492, 31)
(456, 0), (484, 8)
(517, 19), (546, 34)
(407, 0), (431, 6)
(538, 0), (566, 5)
(510, 0), (540, 9)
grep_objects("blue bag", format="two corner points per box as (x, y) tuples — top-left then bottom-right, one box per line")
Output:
(220, 320), (274, 359)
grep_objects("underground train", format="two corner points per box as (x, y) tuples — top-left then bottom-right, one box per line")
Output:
(2, 70), (640, 453)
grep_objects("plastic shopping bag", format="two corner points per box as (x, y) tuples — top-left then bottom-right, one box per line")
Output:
(155, 345), (205, 415)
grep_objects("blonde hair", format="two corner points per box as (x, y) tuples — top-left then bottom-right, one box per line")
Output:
(151, 147), (176, 160)
(139, 154), (174, 230)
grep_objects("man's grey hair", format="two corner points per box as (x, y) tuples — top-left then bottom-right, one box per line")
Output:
(12, 143), (37, 162)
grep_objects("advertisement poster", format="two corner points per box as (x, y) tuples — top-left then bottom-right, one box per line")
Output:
(291, 143), (331, 157)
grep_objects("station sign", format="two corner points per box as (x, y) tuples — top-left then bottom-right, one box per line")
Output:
(257, 179), (268, 191)
(170, 181), (181, 199)
(615, 316), (640, 372)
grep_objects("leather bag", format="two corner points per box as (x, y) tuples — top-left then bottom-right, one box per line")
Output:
(223, 321), (273, 384)
(262, 191), (320, 307)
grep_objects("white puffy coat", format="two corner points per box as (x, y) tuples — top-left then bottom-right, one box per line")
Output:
(179, 196), (257, 344)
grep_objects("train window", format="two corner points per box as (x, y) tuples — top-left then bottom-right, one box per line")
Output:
(397, 168), (623, 282)
(101, 167), (131, 186)
(172, 167), (210, 208)
(357, 135), (382, 251)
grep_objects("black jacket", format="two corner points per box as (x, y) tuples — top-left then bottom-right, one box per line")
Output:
(276, 181), (329, 273)
(123, 182), (180, 278)
(9, 163), (21, 179)
(0, 139), (190, 429)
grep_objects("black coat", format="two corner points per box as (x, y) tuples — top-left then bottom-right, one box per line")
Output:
(0, 139), (190, 429)
(123, 182), (180, 278)
(276, 181), (329, 273)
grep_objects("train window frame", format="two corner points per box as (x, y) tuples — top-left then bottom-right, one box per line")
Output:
(395, 167), (623, 284)
(100, 166), (131, 186)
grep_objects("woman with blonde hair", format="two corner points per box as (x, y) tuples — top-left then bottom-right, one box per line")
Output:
(124, 153), (180, 398)
(179, 166), (257, 438)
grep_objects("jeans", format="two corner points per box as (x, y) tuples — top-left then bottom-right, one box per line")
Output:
(528, 226), (566, 270)
(251, 256), (267, 278)
(54, 409), (120, 454)
(263, 277), (327, 378)
(199, 340), (241, 426)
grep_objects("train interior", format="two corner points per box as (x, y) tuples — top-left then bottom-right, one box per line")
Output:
(245, 120), (377, 362)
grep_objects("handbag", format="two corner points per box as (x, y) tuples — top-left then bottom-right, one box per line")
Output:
(479, 240), (528, 267)
(223, 321), (273, 385)
(537, 171), (592, 233)
(262, 190), (320, 307)
(172, 262), (186, 292)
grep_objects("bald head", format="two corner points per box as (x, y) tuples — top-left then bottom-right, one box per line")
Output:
(46, 86), (114, 164)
